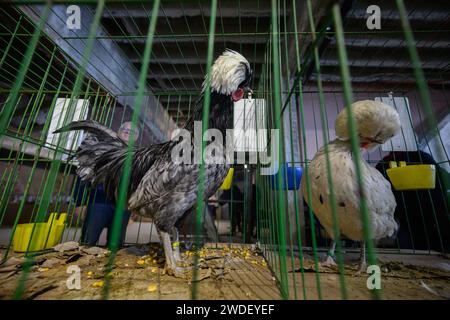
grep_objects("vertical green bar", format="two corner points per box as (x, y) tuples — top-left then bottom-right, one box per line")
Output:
(306, 0), (347, 299)
(271, 0), (289, 300)
(14, 0), (104, 299)
(35, 0), (105, 223)
(396, 0), (447, 162)
(102, 0), (161, 300)
(192, 0), (217, 300)
(332, 4), (380, 300)
(6, 47), (58, 255)
(291, 0), (322, 300)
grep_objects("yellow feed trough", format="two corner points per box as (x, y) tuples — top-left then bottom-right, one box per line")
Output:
(219, 168), (234, 190)
(13, 212), (67, 252)
(386, 161), (436, 191)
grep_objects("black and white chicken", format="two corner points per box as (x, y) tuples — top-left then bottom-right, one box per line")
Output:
(302, 100), (401, 272)
(55, 50), (252, 277)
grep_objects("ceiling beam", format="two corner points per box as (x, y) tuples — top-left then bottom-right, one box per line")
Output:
(329, 36), (450, 49)
(130, 56), (265, 64)
(113, 35), (269, 44)
(103, 2), (285, 19)
(310, 71), (450, 84)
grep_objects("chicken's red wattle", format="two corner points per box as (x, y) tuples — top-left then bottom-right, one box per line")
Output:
(232, 88), (244, 102)
(361, 142), (369, 149)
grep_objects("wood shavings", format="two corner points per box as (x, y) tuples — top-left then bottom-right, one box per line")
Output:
(53, 241), (79, 253)
(192, 268), (212, 282)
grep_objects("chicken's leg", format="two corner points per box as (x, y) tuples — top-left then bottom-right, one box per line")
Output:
(321, 240), (337, 267)
(159, 230), (190, 278)
(357, 241), (367, 274)
(172, 227), (183, 263)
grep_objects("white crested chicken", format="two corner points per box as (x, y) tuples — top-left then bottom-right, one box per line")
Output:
(302, 100), (400, 271)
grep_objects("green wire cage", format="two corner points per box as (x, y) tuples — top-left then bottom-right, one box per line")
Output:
(0, 0), (449, 300)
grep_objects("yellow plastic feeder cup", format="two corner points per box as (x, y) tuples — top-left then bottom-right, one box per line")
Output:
(219, 168), (234, 190)
(13, 212), (67, 252)
(386, 162), (436, 191)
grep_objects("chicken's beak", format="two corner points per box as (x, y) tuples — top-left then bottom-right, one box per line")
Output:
(244, 86), (253, 95)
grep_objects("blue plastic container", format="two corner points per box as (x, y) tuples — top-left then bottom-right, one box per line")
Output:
(270, 164), (303, 190)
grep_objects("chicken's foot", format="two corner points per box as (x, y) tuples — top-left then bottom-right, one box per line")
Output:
(320, 240), (337, 268)
(159, 230), (191, 278)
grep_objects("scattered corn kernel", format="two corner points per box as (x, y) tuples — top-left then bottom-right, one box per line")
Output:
(147, 284), (158, 292)
(38, 267), (49, 272)
(137, 259), (145, 265)
(92, 280), (104, 288)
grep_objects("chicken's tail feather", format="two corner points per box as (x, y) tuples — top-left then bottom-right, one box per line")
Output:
(53, 120), (119, 141)
(54, 120), (127, 200)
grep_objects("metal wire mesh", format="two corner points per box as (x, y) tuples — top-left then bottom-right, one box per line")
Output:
(0, 0), (449, 300)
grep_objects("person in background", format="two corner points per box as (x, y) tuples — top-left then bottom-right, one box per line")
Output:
(74, 121), (139, 247)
